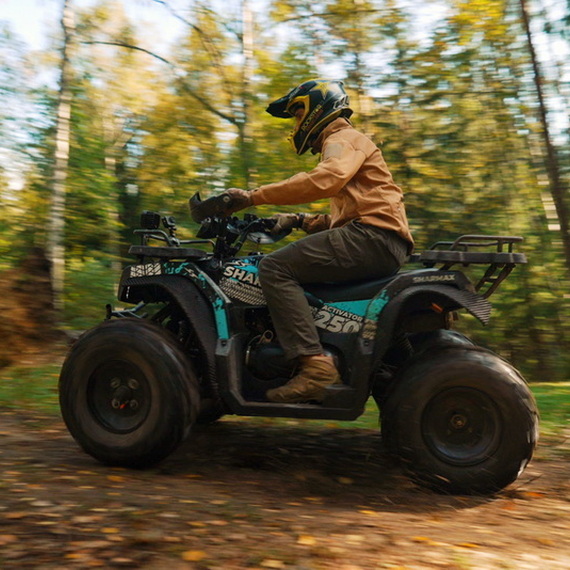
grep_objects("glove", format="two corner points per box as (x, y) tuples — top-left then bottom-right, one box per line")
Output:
(225, 188), (253, 215)
(270, 213), (305, 234)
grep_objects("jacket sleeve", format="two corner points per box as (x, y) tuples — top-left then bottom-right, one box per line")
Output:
(251, 139), (366, 206)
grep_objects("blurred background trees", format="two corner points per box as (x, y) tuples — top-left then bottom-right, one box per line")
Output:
(0, 0), (568, 380)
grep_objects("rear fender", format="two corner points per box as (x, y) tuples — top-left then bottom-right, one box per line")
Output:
(358, 278), (491, 361)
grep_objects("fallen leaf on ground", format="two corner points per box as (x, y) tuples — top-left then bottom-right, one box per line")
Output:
(297, 534), (317, 546)
(181, 550), (207, 561)
(260, 560), (285, 569)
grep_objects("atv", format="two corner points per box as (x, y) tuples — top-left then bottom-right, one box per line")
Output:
(59, 192), (538, 495)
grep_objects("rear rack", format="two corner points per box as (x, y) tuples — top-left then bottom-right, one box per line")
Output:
(409, 235), (527, 298)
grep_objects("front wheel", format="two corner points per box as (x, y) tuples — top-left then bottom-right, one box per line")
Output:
(381, 347), (538, 494)
(59, 319), (200, 468)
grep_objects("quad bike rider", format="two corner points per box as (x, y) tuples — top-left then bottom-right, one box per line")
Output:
(59, 80), (538, 495)
(223, 80), (414, 404)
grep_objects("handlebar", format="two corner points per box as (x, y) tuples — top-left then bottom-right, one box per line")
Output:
(135, 193), (291, 259)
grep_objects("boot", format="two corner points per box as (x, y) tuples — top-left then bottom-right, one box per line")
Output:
(266, 355), (341, 403)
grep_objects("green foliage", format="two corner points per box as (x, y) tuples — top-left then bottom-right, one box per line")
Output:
(531, 382), (570, 437)
(0, 22), (47, 269)
(63, 256), (116, 330)
(1, 0), (569, 378)
(0, 363), (61, 413)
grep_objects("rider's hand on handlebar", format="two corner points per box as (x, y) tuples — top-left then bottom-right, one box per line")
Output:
(270, 213), (305, 234)
(225, 188), (253, 215)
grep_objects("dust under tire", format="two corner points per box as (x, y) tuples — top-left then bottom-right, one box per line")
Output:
(59, 318), (200, 468)
(381, 347), (538, 495)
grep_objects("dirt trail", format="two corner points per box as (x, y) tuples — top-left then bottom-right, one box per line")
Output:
(0, 407), (569, 569)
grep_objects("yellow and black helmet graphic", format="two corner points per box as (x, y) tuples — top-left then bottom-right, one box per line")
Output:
(266, 80), (353, 155)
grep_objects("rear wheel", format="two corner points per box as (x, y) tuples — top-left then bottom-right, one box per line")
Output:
(381, 347), (538, 494)
(373, 329), (474, 407)
(59, 319), (200, 467)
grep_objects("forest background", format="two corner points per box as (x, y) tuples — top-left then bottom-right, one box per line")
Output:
(0, 0), (569, 383)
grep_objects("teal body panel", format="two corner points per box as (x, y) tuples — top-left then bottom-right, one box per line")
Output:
(159, 257), (377, 341)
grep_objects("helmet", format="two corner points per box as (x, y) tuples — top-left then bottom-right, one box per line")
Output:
(266, 80), (353, 155)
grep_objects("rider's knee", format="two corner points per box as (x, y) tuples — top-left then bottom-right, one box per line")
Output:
(258, 254), (279, 282)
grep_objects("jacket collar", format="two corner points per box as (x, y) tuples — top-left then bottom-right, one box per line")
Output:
(311, 117), (353, 154)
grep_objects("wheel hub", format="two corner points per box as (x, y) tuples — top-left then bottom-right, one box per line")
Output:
(110, 379), (141, 410)
(422, 387), (502, 466)
(87, 363), (151, 433)
(450, 413), (468, 430)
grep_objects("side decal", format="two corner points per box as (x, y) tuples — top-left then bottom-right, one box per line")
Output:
(129, 263), (161, 278)
(190, 269), (231, 341)
(361, 290), (390, 341)
(219, 260), (265, 306)
(311, 302), (366, 333)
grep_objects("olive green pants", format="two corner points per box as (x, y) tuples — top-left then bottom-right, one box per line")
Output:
(257, 221), (410, 361)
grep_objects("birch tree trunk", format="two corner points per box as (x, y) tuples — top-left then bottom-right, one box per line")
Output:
(47, 0), (75, 313)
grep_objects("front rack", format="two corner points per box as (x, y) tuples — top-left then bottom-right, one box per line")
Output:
(409, 235), (527, 298)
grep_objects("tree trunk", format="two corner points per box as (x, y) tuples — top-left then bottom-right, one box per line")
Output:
(47, 0), (75, 313)
(240, 0), (255, 188)
(519, 0), (570, 274)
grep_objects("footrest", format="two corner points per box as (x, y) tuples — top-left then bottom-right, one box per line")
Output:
(321, 385), (358, 408)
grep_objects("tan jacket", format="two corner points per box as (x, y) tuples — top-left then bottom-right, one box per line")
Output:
(250, 118), (414, 250)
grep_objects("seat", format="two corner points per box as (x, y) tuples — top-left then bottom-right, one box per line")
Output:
(303, 273), (399, 303)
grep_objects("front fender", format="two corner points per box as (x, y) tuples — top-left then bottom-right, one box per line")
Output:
(118, 273), (219, 397)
